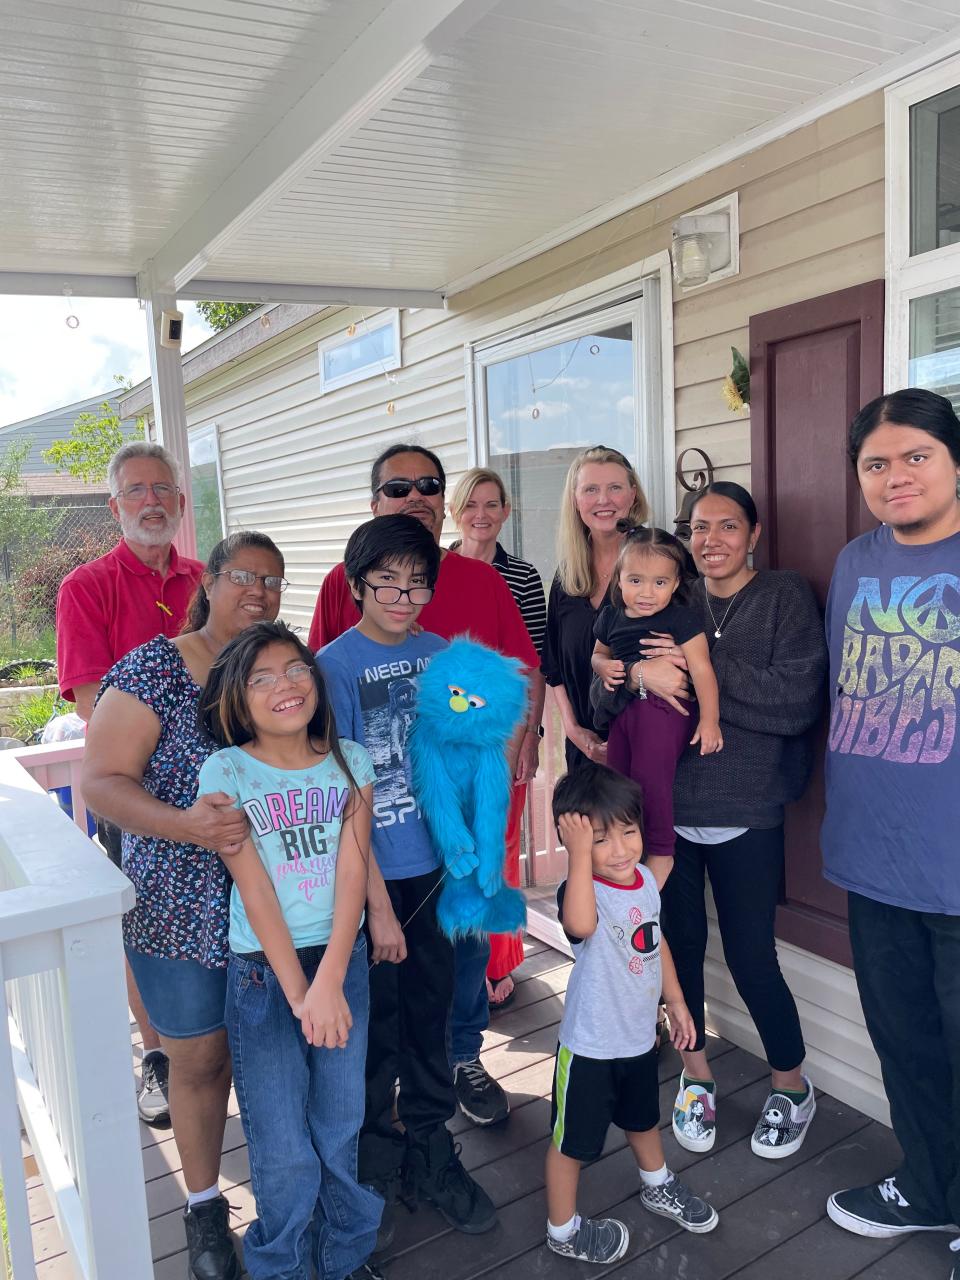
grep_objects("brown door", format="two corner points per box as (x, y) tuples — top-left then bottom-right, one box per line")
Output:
(750, 279), (883, 967)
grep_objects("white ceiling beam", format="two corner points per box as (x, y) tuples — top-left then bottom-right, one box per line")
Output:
(178, 280), (445, 310)
(147, 0), (498, 293)
(0, 273), (137, 298)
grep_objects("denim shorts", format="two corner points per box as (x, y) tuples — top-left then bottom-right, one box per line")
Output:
(126, 947), (227, 1039)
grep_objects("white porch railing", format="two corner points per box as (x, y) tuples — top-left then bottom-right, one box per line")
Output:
(0, 741), (153, 1279)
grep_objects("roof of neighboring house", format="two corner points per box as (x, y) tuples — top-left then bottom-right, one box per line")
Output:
(17, 474), (109, 497)
(0, 389), (129, 475)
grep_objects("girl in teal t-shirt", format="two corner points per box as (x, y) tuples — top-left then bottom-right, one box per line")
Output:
(197, 621), (382, 1280)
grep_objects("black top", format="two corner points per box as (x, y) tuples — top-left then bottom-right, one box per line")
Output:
(543, 574), (612, 765)
(594, 602), (703, 665)
(591, 570), (828, 827)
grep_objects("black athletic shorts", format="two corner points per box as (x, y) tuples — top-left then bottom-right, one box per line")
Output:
(550, 1043), (660, 1161)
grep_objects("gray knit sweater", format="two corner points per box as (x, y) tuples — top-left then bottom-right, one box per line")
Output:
(591, 570), (828, 829)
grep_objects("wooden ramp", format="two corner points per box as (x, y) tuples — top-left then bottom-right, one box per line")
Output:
(26, 937), (954, 1279)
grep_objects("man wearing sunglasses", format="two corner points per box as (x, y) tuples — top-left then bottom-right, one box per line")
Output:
(309, 444), (540, 1134)
(56, 441), (205, 1128)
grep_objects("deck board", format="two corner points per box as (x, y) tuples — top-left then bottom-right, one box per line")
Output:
(27, 939), (941, 1280)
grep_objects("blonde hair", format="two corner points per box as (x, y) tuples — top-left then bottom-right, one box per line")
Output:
(449, 467), (510, 522)
(557, 446), (649, 597)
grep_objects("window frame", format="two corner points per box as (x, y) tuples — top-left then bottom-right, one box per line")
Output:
(187, 421), (227, 547)
(317, 309), (401, 393)
(464, 253), (675, 528)
(885, 55), (960, 389)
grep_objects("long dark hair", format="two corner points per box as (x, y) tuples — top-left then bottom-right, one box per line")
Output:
(848, 387), (960, 468)
(197, 621), (360, 793)
(183, 531), (285, 633)
(612, 522), (693, 607)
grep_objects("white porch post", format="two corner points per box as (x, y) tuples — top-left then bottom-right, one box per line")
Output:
(141, 276), (197, 558)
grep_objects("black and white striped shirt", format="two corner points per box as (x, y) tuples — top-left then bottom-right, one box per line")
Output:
(492, 543), (547, 659)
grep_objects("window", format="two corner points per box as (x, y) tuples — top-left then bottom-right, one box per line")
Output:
(886, 57), (960, 401)
(188, 424), (226, 562)
(468, 266), (674, 584)
(318, 311), (401, 393)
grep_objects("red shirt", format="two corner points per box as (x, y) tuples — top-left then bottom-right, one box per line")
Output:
(56, 539), (204, 701)
(309, 551), (539, 669)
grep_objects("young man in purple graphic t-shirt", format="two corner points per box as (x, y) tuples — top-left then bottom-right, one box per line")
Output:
(822, 389), (960, 1277)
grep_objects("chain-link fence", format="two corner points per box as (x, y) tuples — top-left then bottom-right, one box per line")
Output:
(2, 499), (117, 658)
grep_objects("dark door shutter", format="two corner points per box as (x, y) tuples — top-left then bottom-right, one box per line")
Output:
(750, 279), (883, 967)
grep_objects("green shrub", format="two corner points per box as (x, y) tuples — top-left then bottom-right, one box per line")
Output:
(9, 687), (68, 743)
(15, 530), (115, 631)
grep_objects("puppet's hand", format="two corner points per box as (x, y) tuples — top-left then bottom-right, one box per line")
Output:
(478, 859), (503, 898)
(446, 848), (480, 879)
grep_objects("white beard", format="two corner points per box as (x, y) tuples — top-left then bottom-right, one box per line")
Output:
(119, 505), (182, 548)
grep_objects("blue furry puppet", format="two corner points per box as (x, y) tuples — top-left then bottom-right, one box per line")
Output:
(410, 637), (528, 941)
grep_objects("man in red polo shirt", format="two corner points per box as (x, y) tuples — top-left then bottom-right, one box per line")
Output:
(310, 443), (540, 1136)
(57, 441), (203, 1126)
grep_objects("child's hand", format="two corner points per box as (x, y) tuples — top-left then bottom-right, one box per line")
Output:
(690, 721), (723, 755)
(665, 998), (696, 1051)
(594, 656), (626, 692)
(558, 812), (594, 861)
(368, 903), (407, 964)
(298, 971), (353, 1049)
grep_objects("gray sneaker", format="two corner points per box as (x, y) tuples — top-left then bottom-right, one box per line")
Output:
(546, 1216), (629, 1263)
(137, 1049), (170, 1125)
(640, 1173), (718, 1233)
(751, 1075), (815, 1159)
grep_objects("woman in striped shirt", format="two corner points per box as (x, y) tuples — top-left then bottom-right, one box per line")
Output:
(450, 467), (546, 1010)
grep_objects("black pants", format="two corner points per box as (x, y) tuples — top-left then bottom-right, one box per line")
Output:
(359, 867), (455, 1185)
(659, 827), (805, 1071)
(849, 892), (960, 1225)
(95, 816), (123, 869)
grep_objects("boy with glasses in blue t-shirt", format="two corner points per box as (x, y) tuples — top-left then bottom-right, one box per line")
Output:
(318, 515), (498, 1245)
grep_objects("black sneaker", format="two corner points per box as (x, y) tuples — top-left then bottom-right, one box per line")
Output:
(639, 1174), (718, 1233)
(346, 1264), (386, 1280)
(137, 1049), (170, 1126)
(827, 1177), (959, 1238)
(183, 1196), (241, 1280)
(453, 1058), (509, 1126)
(370, 1174), (399, 1255)
(546, 1216), (629, 1263)
(407, 1126), (497, 1234)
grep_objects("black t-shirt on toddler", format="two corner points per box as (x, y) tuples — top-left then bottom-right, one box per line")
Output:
(594, 602), (704, 667)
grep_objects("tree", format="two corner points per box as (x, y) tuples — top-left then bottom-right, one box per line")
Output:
(0, 440), (55, 645)
(42, 376), (145, 484)
(195, 301), (259, 332)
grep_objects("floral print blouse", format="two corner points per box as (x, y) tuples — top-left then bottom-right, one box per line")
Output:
(101, 635), (230, 968)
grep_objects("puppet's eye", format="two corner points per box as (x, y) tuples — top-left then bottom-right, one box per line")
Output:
(467, 694), (486, 708)
(448, 684), (465, 697)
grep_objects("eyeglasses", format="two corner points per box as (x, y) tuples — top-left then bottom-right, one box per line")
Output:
(246, 662), (313, 692)
(360, 577), (434, 605)
(115, 482), (179, 502)
(375, 476), (444, 499)
(214, 569), (289, 592)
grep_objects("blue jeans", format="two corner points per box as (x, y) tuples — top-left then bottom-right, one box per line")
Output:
(227, 936), (383, 1280)
(449, 933), (491, 1066)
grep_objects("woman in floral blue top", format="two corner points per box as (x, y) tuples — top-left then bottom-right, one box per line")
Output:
(83, 530), (286, 1280)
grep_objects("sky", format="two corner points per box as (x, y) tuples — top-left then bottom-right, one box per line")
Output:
(0, 298), (214, 429)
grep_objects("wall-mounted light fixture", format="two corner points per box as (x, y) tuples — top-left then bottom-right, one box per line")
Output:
(671, 193), (739, 290)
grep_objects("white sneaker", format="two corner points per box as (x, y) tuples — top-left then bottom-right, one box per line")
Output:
(751, 1074), (816, 1158)
(672, 1073), (716, 1153)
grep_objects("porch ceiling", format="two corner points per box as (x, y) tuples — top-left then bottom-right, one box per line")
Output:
(4, 0), (960, 304)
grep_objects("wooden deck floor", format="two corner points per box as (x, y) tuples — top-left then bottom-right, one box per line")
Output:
(26, 937), (955, 1279)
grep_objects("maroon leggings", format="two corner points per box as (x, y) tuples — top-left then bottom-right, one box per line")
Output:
(605, 694), (697, 856)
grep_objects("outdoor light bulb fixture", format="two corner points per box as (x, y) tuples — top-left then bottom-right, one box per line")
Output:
(671, 201), (737, 289)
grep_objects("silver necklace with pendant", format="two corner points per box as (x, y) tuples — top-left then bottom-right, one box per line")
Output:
(705, 588), (741, 639)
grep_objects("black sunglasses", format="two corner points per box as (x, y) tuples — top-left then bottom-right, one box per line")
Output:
(375, 476), (444, 499)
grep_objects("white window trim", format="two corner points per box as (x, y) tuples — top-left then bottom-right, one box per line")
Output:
(464, 253), (675, 529)
(318, 309), (401, 393)
(188, 421), (227, 539)
(885, 54), (960, 390)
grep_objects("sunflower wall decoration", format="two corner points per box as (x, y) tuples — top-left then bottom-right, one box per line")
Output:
(722, 347), (750, 413)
